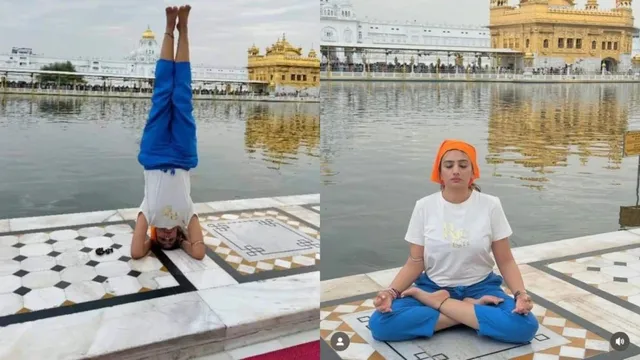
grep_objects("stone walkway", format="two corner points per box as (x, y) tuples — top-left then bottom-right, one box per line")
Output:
(321, 229), (640, 360)
(0, 194), (320, 360)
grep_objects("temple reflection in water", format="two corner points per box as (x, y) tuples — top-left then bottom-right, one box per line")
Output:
(486, 83), (629, 189)
(244, 103), (320, 170)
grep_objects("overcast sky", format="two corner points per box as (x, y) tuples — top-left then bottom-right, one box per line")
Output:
(350, 0), (640, 27)
(0, 0), (319, 68)
(1, 0), (639, 68)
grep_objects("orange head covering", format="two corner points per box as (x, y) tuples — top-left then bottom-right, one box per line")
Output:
(149, 226), (157, 241)
(430, 139), (480, 184)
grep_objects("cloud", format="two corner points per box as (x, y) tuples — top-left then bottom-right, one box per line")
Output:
(239, 3), (318, 17)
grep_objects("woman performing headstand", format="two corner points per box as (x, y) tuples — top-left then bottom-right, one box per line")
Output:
(130, 5), (205, 260)
(368, 139), (539, 344)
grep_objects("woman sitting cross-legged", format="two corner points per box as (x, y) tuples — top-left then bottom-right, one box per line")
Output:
(368, 139), (539, 344)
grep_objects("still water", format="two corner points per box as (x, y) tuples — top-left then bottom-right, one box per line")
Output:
(320, 82), (640, 280)
(0, 95), (320, 219)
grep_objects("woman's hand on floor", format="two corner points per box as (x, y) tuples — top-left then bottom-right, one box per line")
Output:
(373, 290), (394, 313)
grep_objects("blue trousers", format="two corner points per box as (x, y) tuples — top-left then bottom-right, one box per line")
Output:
(369, 272), (539, 344)
(138, 59), (198, 171)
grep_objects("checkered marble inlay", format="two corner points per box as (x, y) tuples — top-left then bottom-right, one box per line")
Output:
(546, 248), (640, 306)
(321, 294), (611, 360)
(200, 208), (320, 276)
(0, 224), (179, 317)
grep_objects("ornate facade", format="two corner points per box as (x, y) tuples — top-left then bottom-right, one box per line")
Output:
(320, 0), (491, 65)
(489, 0), (638, 72)
(247, 36), (320, 96)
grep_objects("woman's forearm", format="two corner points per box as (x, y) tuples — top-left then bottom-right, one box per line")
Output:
(498, 259), (526, 295)
(388, 259), (425, 292)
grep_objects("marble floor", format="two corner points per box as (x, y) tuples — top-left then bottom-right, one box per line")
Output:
(0, 194), (320, 360)
(322, 229), (640, 359)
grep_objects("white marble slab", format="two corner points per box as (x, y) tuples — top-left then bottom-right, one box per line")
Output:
(366, 267), (402, 289)
(163, 247), (221, 273)
(273, 194), (320, 206)
(206, 197), (285, 212)
(279, 205), (320, 227)
(198, 271), (320, 339)
(6, 210), (120, 232)
(203, 217), (319, 262)
(117, 207), (141, 221)
(321, 274), (382, 303)
(194, 202), (215, 215)
(0, 220), (9, 233)
(185, 266), (238, 290)
(0, 292), (225, 360)
(510, 230), (640, 264)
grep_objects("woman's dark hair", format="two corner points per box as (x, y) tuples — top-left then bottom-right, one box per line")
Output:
(152, 227), (187, 251)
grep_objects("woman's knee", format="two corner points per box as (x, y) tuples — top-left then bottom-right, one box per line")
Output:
(499, 312), (540, 343)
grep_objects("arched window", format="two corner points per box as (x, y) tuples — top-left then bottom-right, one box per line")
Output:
(543, 39), (549, 48)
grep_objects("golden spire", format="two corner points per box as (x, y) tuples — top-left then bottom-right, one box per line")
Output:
(142, 25), (155, 40)
(586, 0), (598, 9)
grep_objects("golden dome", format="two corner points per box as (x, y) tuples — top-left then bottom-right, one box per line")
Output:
(308, 48), (317, 58)
(248, 44), (259, 55)
(142, 26), (155, 40)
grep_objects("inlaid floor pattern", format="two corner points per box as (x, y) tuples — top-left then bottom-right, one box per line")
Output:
(546, 248), (640, 306)
(0, 224), (178, 316)
(201, 209), (320, 276)
(321, 294), (611, 360)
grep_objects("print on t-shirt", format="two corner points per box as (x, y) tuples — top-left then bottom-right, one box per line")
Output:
(443, 222), (470, 248)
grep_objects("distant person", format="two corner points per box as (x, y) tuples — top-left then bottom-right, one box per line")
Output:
(368, 139), (539, 344)
(131, 5), (205, 260)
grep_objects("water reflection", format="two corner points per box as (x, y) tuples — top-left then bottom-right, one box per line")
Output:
(319, 82), (640, 279)
(0, 95), (319, 219)
(244, 103), (320, 170)
(487, 84), (629, 190)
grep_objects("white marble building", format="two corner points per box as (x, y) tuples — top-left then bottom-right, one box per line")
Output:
(320, 0), (491, 66)
(0, 27), (248, 84)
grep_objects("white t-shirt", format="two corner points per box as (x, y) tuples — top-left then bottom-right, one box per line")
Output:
(139, 169), (196, 229)
(405, 190), (513, 287)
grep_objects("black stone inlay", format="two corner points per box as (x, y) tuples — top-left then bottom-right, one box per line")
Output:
(614, 261), (627, 266)
(54, 281), (71, 289)
(45, 239), (56, 245)
(92, 275), (107, 283)
(11, 243), (25, 248)
(111, 243), (122, 249)
(535, 333), (550, 342)
(12, 255), (27, 262)
(13, 270), (28, 277)
(0, 219), (201, 329)
(47, 251), (61, 257)
(613, 277), (628, 283)
(75, 236), (87, 241)
(13, 287), (31, 296)
(127, 270), (141, 277)
(587, 266), (600, 271)
(118, 256), (131, 262)
(104, 233), (114, 238)
(80, 247), (93, 253)
(86, 260), (99, 267)
(50, 265), (65, 272)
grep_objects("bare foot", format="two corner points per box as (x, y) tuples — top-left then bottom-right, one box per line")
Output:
(463, 295), (504, 305)
(401, 287), (450, 309)
(165, 6), (178, 32)
(177, 4), (191, 32)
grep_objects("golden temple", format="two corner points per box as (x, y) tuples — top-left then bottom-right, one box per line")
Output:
(489, 0), (638, 72)
(247, 35), (320, 95)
